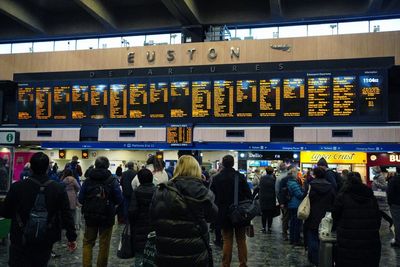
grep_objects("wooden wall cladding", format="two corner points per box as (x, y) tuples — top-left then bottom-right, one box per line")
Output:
(0, 31), (399, 80)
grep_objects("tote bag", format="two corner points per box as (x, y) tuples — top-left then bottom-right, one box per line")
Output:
(297, 186), (311, 220)
(117, 223), (134, 259)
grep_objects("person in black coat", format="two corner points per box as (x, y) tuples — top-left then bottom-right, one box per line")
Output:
(121, 161), (137, 221)
(256, 166), (277, 233)
(150, 155), (217, 267)
(333, 172), (381, 267)
(387, 167), (400, 247)
(304, 167), (335, 266)
(129, 168), (156, 266)
(211, 155), (252, 267)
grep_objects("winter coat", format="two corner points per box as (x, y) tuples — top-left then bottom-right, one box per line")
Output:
(129, 183), (156, 253)
(324, 169), (338, 191)
(150, 176), (217, 267)
(277, 175), (290, 206)
(121, 169), (137, 199)
(131, 164), (169, 189)
(275, 169), (289, 194)
(62, 176), (80, 210)
(210, 168), (252, 229)
(372, 173), (387, 191)
(287, 177), (304, 209)
(304, 179), (335, 230)
(333, 183), (381, 267)
(387, 175), (400, 206)
(258, 174), (276, 210)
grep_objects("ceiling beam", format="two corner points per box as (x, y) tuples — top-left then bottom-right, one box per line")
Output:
(0, 0), (45, 33)
(74, 0), (118, 31)
(161, 0), (201, 25)
(270, 0), (283, 19)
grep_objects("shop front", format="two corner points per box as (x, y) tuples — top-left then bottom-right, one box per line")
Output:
(300, 151), (367, 182)
(367, 152), (400, 182)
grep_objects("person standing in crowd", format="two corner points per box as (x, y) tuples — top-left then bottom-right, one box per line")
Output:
(201, 166), (211, 188)
(257, 166), (276, 234)
(341, 169), (349, 183)
(333, 172), (381, 266)
(79, 156), (123, 267)
(62, 169), (81, 230)
(19, 162), (31, 181)
(131, 155), (169, 189)
(84, 165), (94, 179)
(211, 155), (252, 267)
(252, 169), (261, 188)
(387, 167), (400, 247)
(317, 157), (339, 191)
(0, 152), (77, 266)
(48, 162), (61, 183)
(65, 156), (83, 186)
(287, 166), (304, 246)
(121, 161), (137, 222)
(150, 155), (217, 267)
(129, 168), (156, 266)
(304, 167), (336, 266)
(115, 165), (123, 180)
(276, 162), (290, 240)
(372, 166), (393, 228)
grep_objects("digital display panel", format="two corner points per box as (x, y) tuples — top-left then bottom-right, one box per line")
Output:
(166, 125), (193, 146)
(192, 81), (212, 118)
(18, 85), (35, 120)
(359, 75), (383, 116)
(53, 85), (70, 120)
(236, 80), (257, 117)
(110, 84), (128, 119)
(333, 76), (356, 117)
(214, 80), (234, 117)
(35, 85), (52, 120)
(307, 76), (331, 117)
(72, 85), (89, 119)
(149, 82), (168, 118)
(170, 81), (190, 118)
(259, 78), (281, 117)
(129, 83), (148, 119)
(282, 78), (305, 117)
(90, 84), (108, 120)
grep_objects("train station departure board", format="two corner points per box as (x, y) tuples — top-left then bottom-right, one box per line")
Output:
(259, 78), (281, 117)
(90, 84), (108, 120)
(192, 81), (212, 118)
(333, 76), (356, 117)
(214, 80), (234, 118)
(17, 85), (35, 120)
(110, 84), (128, 119)
(166, 125), (193, 146)
(170, 81), (190, 118)
(236, 80), (257, 117)
(36, 86), (52, 120)
(53, 85), (70, 120)
(307, 76), (331, 117)
(129, 83), (148, 119)
(282, 78), (305, 117)
(359, 75), (383, 116)
(149, 82), (168, 118)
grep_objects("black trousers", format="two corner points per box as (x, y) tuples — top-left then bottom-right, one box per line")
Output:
(9, 243), (52, 267)
(261, 209), (274, 229)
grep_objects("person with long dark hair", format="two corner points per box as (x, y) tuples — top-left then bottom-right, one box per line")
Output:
(62, 168), (80, 229)
(257, 166), (277, 234)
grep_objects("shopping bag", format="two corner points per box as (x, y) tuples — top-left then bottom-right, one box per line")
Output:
(142, 231), (157, 267)
(297, 186), (311, 220)
(273, 205), (281, 218)
(117, 223), (134, 259)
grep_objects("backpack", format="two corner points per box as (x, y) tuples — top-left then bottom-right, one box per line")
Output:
(17, 178), (54, 246)
(82, 176), (115, 226)
(327, 169), (343, 191)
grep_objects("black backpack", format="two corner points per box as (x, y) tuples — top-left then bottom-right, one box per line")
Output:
(17, 178), (54, 246)
(82, 176), (115, 225)
(327, 169), (343, 191)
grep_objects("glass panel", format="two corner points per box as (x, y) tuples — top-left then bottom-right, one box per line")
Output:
(251, 27), (278, 39)
(33, 41), (54, 52)
(122, 35), (146, 47)
(170, 33), (181, 44)
(279, 25), (308, 38)
(76, 38), (99, 50)
(338, 21), (369, 34)
(370, 18), (400, 32)
(145, 34), (170, 45)
(99, 37), (122, 49)
(231, 29), (251, 40)
(308, 23), (338, 36)
(0, 44), (12, 54)
(54, 40), (76, 51)
(12, 42), (33, 54)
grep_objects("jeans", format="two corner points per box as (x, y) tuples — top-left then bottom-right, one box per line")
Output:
(307, 229), (319, 265)
(9, 244), (52, 267)
(222, 227), (247, 267)
(83, 225), (113, 267)
(289, 208), (302, 243)
(391, 204), (400, 243)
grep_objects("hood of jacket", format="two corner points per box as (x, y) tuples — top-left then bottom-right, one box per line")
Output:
(345, 183), (374, 203)
(310, 179), (333, 195)
(89, 168), (112, 181)
(171, 176), (213, 203)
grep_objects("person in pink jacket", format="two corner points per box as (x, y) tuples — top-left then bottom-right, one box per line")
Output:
(62, 169), (81, 229)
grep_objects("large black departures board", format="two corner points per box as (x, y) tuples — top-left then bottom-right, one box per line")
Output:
(15, 59), (389, 125)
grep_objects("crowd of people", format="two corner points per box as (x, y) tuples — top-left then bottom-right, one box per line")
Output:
(0, 151), (399, 267)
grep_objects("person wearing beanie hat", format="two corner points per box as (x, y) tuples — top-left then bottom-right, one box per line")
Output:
(317, 157), (328, 167)
(316, 157), (338, 191)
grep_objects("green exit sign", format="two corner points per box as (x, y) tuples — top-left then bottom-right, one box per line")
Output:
(0, 131), (18, 145)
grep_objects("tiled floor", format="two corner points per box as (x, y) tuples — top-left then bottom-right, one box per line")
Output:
(0, 217), (399, 266)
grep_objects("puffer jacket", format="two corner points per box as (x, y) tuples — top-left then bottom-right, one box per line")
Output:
(150, 176), (218, 267)
(128, 183), (156, 253)
(333, 183), (381, 267)
(287, 177), (304, 209)
(258, 174), (276, 210)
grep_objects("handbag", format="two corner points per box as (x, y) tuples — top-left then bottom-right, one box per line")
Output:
(142, 231), (157, 267)
(273, 205), (281, 217)
(245, 224), (255, 238)
(229, 173), (260, 227)
(297, 185), (311, 220)
(117, 223), (134, 259)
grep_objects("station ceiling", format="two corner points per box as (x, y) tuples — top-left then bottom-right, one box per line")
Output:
(0, 0), (399, 42)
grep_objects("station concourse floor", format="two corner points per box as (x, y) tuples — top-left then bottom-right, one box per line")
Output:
(0, 217), (399, 267)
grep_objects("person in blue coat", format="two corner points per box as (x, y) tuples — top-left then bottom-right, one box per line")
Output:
(287, 166), (305, 246)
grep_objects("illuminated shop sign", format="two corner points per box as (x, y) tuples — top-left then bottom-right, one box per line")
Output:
(300, 151), (367, 164)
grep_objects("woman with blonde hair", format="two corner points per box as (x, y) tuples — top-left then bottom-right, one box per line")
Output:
(150, 155), (218, 267)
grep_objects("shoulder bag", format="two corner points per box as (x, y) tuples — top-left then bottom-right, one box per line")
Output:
(297, 185), (311, 220)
